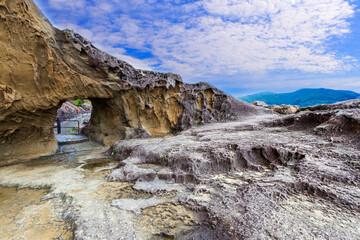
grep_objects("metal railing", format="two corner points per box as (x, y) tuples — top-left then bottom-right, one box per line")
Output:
(57, 110), (92, 122)
(54, 118), (80, 135)
(54, 110), (92, 135)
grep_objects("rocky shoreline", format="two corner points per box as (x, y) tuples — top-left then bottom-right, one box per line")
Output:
(0, 0), (359, 239)
(105, 101), (360, 239)
(0, 101), (359, 239)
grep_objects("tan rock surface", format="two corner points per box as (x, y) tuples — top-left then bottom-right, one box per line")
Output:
(0, 0), (267, 164)
(0, 187), (73, 240)
(270, 104), (300, 114)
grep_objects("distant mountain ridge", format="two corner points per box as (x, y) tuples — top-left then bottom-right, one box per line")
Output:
(239, 88), (360, 107)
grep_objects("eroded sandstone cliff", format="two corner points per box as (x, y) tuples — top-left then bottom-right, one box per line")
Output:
(0, 0), (266, 164)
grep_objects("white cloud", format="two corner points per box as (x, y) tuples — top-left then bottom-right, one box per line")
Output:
(97, 3), (114, 13)
(54, 23), (153, 70)
(56, 23), (94, 40)
(49, 0), (85, 10)
(43, 0), (357, 82)
(112, 54), (153, 70)
(96, 0), (356, 77)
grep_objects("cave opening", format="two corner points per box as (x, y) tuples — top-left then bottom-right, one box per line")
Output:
(54, 99), (92, 136)
(52, 97), (133, 146)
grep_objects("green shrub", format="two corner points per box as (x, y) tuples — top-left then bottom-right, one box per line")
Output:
(73, 99), (84, 107)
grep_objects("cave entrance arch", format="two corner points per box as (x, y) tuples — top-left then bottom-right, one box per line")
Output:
(54, 99), (92, 136)
(0, 0), (264, 165)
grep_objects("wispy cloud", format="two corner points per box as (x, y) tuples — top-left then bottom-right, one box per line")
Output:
(35, 0), (359, 91)
(48, 0), (86, 10)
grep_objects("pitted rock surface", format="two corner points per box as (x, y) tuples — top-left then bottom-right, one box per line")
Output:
(270, 99), (360, 149)
(0, 0), (267, 164)
(108, 110), (360, 239)
(1, 1), (359, 239)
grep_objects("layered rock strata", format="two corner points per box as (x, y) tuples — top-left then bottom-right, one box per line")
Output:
(0, 0), (266, 164)
(268, 99), (360, 148)
(107, 107), (360, 239)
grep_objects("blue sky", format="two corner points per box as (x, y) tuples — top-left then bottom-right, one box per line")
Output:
(33, 0), (360, 97)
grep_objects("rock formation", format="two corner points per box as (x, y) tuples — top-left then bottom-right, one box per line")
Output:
(274, 99), (360, 149)
(107, 101), (360, 239)
(252, 101), (301, 114)
(0, 0), (267, 164)
(0, 99), (359, 239)
(57, 101), (84, 121)
(0, 1), (359, 238)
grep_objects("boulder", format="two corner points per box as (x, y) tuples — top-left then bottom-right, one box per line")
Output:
(251, 101), (300, 114)
(251, 101), (269, 107)
(270, 104), (300, 114)
(57, 101), (84, 120)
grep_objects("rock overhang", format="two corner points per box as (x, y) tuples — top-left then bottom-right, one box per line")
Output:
(0, 0), (268, 164)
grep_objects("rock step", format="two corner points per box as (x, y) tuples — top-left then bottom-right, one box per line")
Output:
(55, 135), (89, 145)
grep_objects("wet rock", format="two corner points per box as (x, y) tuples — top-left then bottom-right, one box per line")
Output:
(0, 187), (73, 240)
(96, 182), (153, 201)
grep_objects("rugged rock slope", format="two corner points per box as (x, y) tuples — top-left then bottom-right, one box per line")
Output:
(270, 99), (360, 149)
(107, 101), (360, 239)
(0, 100), (358, 239)
(0, 0), (266, 164)
(0, 1), (359, 237)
